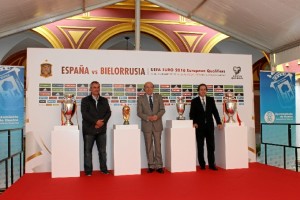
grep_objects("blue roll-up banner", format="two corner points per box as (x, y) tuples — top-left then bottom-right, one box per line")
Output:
(260, 71), (295, 124)
(0, 65), (24, 130)
(260, 71), (296, 168)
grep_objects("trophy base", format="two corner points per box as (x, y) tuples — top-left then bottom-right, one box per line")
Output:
(123, 121), (130, 125)
(176, 116), (185, 120)
(63, 121), (74, 126)
(226, 118), (236, 123)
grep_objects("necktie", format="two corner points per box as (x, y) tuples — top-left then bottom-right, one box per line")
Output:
(201, 97), (206, 111)
(149, 96), (153, 111)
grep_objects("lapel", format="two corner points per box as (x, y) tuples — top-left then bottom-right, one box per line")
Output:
(89, 95), (98, 110)
(152, 93), (157, 111)
(144, 93), (152, 112)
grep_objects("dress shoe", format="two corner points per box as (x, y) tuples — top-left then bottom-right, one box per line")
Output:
(209, 166), (218, 171)
(200, 166), (206, 170)
(85, 173), (92, 176)
(156, 168), (164, 174)
(147, 168), (155, 173)
(101, 170), (110, 174)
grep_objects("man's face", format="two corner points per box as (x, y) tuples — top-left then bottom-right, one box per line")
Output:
(90, 83), (100, 96)
(144, 82), (154, 95)
(198, 85), (207, 97)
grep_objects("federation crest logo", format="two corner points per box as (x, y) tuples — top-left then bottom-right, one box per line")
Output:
(40, 60), (52, 78)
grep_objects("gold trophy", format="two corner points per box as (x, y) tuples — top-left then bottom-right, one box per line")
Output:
(122, 105), (130, 125)
(223, 92), (237, 123)
(176, 97), (186, 120)
(61, 94), (77, 125)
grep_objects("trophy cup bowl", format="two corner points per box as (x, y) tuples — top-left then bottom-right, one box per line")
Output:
(176, 97), (185, 120)
(224, 101), (237, 123)
(122, 105), (130, 125)
(61, 94), (76, 126)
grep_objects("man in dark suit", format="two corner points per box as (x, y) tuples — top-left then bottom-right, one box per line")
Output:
(189, 83), (222, 171)
(81, 81), (111, 176)
(137, 82), (165, 173)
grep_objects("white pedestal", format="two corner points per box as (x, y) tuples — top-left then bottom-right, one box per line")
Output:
(165, 120), (196, 172)
(113, 124), (141, 176)
(51, 126), (80, 178)
(215, 123), (248, 169)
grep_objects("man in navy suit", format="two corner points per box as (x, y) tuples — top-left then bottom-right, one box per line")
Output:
(137, 82), (165, 173)
(189, 83), (222, 170)
(81, 81), (111, 176)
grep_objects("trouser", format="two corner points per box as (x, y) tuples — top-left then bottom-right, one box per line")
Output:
(83, 133), (107, 174)
(196, 126), (215, 167)
(143, 131), (163, 169)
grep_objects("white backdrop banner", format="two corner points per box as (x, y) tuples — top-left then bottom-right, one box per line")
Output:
(25, 48), (254, 172)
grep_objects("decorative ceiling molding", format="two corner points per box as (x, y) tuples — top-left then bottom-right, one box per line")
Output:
(201, 33), (228, 53)
(174, 31), (205, 52)
(89, 23), (180, 52)
(57, 26), (96, 49)
(33, 26), (63, 48)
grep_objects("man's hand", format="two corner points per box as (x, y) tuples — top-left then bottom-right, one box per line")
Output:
(217, 124), (223, 130)
(147, 115), (158, 121)
(95, 119), (104, 128)
(193, 123), (198, 128)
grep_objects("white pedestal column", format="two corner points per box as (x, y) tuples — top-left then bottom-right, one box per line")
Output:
(51, 125), (80, 178)
(113, 124), (141, 176)
(165, 120), (196, 172)
(215, 123), (248, 169)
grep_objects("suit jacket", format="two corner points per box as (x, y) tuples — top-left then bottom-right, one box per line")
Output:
(81, 95), (111, 135)
(189, 96), (221, 130)
(137, 93), (165, 132)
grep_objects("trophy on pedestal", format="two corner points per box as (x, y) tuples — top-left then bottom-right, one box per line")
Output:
(176, 97), (186, 120)
(61, 94), (77, 126)
(122, 105), (130, 125)
(223, 92), (237, 123)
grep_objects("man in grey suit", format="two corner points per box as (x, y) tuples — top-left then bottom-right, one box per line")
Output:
(137, 82), (165, 174)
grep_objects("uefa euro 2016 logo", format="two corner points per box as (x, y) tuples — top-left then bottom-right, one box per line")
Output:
(231, 66), (243, 79)
(267, 72), (295, 108)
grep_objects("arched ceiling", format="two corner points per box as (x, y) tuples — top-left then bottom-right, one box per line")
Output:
(1, 0), (299, 64)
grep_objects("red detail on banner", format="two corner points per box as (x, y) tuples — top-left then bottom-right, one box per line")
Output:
(77, 88), (88, 91)
(39, 92), (51, 96)
(222, 102), (226, 123)
(125, 88), (135, 92)
(65, 84), (76, 87)
(236, 111), (242, 126)
(114, 84), (124, 87)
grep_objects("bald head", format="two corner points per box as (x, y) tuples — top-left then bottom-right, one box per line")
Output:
(144, 82), (154, 95)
